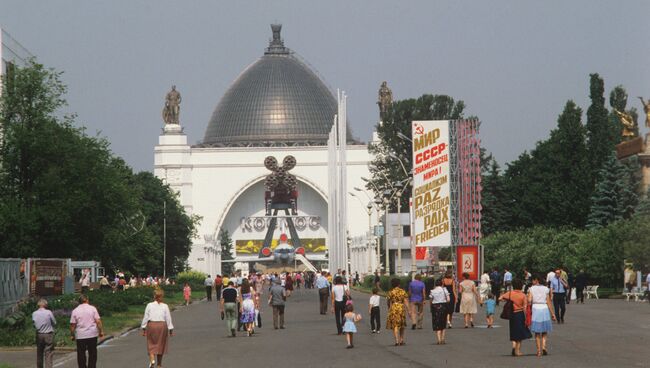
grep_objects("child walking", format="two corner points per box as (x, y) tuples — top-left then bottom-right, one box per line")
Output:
(369, 288), (381, 333)
(485, 292), (496, 328)
(342, 304), (362, 348)
(183, 282), (192, 306)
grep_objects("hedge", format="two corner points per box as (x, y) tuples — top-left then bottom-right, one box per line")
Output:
(176, 270), (208, 290)
(0, 286), (177, 347)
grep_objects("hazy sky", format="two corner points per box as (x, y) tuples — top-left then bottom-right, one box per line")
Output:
(1, 1), (649, 172)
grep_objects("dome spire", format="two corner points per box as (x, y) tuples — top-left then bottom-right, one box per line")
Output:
(265, 24), (290, 55)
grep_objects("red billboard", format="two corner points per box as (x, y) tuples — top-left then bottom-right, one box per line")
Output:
(456, 246), (479, 281)
(30, 259), (66, 296)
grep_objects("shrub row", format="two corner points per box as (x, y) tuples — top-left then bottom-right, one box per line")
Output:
(176, 270), (208, 290)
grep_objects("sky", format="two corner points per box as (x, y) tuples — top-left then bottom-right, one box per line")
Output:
(1, 0), (649, 172)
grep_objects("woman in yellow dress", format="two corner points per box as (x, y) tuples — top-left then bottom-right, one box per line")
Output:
(386, 278), (410, 346)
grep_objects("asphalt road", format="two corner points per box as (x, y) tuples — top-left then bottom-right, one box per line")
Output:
(3, 288), (649, 368)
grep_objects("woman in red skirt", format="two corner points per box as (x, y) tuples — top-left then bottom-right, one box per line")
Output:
(141, 289), (174, 368)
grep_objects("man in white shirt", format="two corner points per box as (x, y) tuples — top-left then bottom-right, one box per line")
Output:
(546, 269), (556, 287)
(80, 271), (90, 294)
(503, 268), (513, 291)
(204, 275), (214, 301)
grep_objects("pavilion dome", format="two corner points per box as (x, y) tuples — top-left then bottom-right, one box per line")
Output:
(202, 24), (343, 146)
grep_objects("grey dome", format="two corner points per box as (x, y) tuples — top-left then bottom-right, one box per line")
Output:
(202, 25), (340, 146)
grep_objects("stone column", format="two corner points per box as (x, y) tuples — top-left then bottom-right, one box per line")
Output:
(203, 246), (211, 275)
(215, 247), (222, 276)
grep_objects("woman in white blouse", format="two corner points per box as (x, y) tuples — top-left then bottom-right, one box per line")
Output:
(527, 275), (555, 357)
(141, 289), (174, 368)
(429, 279), (450, 345)
(331, 276), (351, 335)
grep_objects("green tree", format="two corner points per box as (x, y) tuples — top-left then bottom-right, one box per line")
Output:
(635, 187), (650, 217)
(545, 100), (591, 227)
(618, 216), (650, 272)
(133, 172), (198, 276)
(0, 61), (197, 276)
(219, 229), (234, 275)
(503, 150), (539, 228)
(502, 101), (591, 229)
(586, 153), (638, 228)
(367, 94), (465, 209)
(586, 73), (618, 181)
(480, 152), (508, 235)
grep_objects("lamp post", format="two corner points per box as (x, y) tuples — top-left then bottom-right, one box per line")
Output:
(361, 176), (381, 193)
(366, 202), (373, 273)
(382, 189), (392, 274)
(394, 181), (404, 275)
(373, 196), (383, 273)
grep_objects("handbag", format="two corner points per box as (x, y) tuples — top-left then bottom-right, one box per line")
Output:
(525, 304), (532, 327)
(500, 298), (513, 320)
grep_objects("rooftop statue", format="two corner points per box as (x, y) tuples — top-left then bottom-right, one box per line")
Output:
(377, 81), (393, 119)
(162, 85), (182, 125)
(638, 96), (650, 128)
(613, 109), (637, 139)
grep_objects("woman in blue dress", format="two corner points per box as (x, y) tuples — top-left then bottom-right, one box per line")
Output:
(342, 303), (361, 348)
(239, 279), (257, 337)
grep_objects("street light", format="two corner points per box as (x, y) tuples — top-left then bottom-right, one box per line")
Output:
(373, 196), (383, 273)
(366, 202), (373, 273)
(354, 187), (373, 202)
(396, 131), (412, 143)
(382, 189), (392, 274)
(361, 177), (381, 193)
(350, 192), (375, 274)
(388, 152), (411, 178)
(394, 181), (404, 275)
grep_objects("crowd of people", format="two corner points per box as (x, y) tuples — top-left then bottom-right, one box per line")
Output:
(32, 265), (649, 367)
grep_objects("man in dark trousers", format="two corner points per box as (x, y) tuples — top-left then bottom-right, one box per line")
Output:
(32, 299), (56, 368)
(315, 272), (330, 314)
(214, 275), (223, 301)
(269, 278), (287, 329)
(575, 270), (587, 304)
(204, 274), (214, 301)
(70, 294), (104, 368)
(490, 268), (502, 305)
(551, 269), (569, 323)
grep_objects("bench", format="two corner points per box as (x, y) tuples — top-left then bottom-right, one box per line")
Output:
(623, 287), (648, 302)
(585, 285), (599, 300)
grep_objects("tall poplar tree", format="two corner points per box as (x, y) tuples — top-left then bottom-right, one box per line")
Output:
(480, 153), (508, 235)
(546, 100), (591, 227)
(585, 74), (618, 181)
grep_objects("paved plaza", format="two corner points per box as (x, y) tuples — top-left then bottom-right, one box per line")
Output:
(2, 289), (648, 368)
